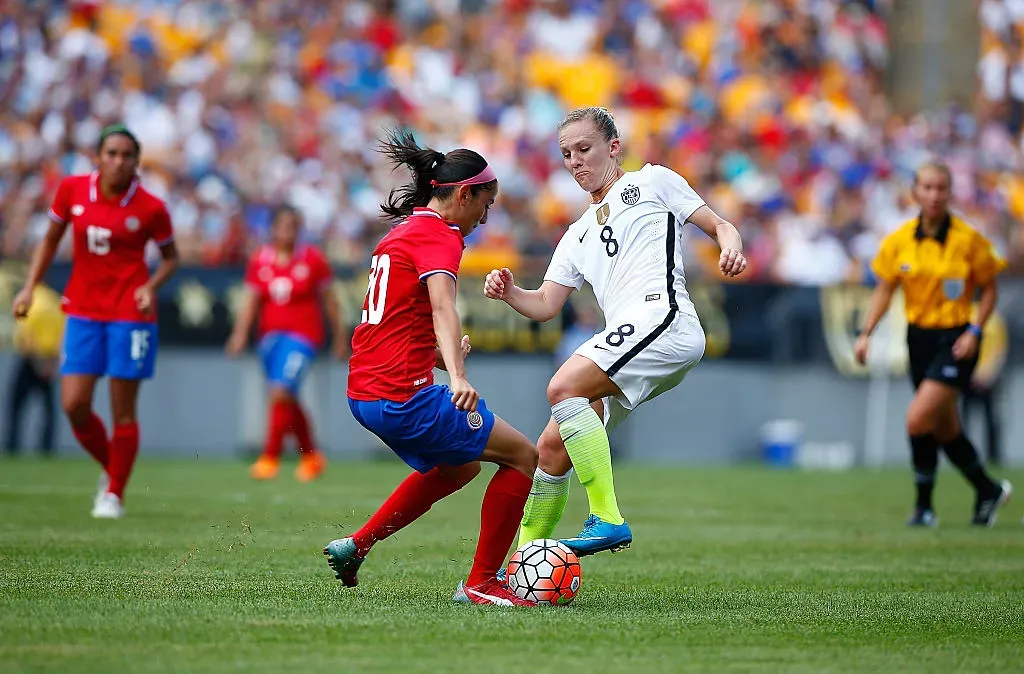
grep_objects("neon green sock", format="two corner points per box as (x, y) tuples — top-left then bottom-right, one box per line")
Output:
(517, 468), (571, 547)
(551, 397), (624, 525)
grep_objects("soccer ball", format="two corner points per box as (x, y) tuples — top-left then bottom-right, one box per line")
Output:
(507, 539), (581, 606)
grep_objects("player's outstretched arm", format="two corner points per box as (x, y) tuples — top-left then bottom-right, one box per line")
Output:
(483, 268), (573, 323)
(426, 274), (478, 412)
(13, 220), (68, 319)
(435, 335), (471, 371)
(687, 205), (747, 278)
(853, 278), (898, 365)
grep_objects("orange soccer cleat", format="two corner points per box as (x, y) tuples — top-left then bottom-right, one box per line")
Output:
(249, 455), (280, 480)
(295, 450), (327, 482)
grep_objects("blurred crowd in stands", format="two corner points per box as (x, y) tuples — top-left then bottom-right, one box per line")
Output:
(1, 0), (1022, 283)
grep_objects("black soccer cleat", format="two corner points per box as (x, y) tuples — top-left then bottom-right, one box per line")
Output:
(972, 480), (1012, 527)
(907, 508), (938, 528)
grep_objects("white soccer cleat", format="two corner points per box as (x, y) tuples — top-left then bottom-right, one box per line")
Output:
(91, 492), (125, 519)
(94, 472), (110, 510)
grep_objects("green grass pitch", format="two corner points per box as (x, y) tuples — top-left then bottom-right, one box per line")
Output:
(1, 458), (1023, 673)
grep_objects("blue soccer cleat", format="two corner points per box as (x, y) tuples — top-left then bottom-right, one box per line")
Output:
(323, 537), (365, 587)
(559, 514), (632, 557)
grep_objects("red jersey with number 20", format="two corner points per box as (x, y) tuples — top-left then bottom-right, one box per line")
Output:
(347, 208), (464, 402)
(245, 244), (333, 347)
(49, 173), (174, 323)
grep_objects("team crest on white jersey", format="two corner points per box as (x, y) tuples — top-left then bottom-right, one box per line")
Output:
(293, 263), (309, 280)
(72, 205), (85, 216)
(125, 216), (140, 232)
(621, 184), (640, 206)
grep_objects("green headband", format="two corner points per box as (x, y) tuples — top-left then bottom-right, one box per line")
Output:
(98, 124), (141, 154)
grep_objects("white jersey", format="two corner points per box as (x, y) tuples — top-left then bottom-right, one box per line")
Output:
(544, 163), (705, 322)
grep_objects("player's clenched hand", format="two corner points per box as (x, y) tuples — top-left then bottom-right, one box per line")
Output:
(719, 249), (747, 277)
(134, 285), (155, 315)
(449, 375), (479, 412)
(952, 331), (979, 361)
(12, 286), (33, 319)
(484, 268), (514, 300)
(853, 333), (870, 366)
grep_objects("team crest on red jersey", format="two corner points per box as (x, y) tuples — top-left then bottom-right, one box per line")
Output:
(293, 263), (309, 280)
(125, 216), (140, 232)
(72, 205), (84, 216)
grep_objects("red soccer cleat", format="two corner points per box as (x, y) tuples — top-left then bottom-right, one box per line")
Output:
(453, 577), (538, 607)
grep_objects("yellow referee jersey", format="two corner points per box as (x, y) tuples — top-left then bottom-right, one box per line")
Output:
(15, 285), (65, 359)
(871, 214), (1006, 329)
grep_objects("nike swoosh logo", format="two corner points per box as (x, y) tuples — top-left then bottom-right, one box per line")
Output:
(560, 536), (605, 542)
(578, 230), (588, 243)
(593, 344), (609, 351)
(466, 587), (513, 607)
(563, 430), (581, 442)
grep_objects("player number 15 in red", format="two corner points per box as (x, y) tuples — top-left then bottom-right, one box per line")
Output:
(87, 225), (112, 255)
(361, 254), (390, 325)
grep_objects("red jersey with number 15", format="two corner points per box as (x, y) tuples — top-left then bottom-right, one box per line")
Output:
(347, 208), (465, 402)
(49, 172), (174, 323)
(244, 244), (333, 348)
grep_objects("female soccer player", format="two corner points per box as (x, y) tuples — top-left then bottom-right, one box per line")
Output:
(226, 205), (345, 482)
(12, 124), (179, 519)
(322, 130), (539, 607)
(855, 161), (1011, 527)
(484, 107), (746, 557)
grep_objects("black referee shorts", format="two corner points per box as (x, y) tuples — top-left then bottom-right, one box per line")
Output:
(907, 324), (978, 391)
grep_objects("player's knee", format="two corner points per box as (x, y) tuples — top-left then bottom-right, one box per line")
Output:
(438, 461), (481, 487)
(537, 431), (570, 474)
(545, 376), (580, 406)
(61, 396), (91, 428)
(906, 407), (936, 437)
(513, 441), (539, 478)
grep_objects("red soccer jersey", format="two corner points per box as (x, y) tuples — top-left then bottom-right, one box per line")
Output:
(347, 208), (464, 402)
(49, 173), (174, 323)
(245, 244), (333, 348)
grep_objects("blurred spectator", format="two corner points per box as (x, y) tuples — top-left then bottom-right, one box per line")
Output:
(0, 0), (1019, 280)
(5, 283), (64, 456)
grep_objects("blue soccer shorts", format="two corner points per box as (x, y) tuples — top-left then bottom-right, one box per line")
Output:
(61, 316), (158, 380)
(348, 384), (495, 473)
(259, 331), (317, 396)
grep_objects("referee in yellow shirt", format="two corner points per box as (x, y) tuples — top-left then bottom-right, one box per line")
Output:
(5, 284), (64, 456)
(855, 162), (1011, 527)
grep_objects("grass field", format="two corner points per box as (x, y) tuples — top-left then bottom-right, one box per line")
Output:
(1, 458), (1023, 673)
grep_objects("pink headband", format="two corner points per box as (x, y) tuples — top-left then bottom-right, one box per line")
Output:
(430, 164), (497, 188)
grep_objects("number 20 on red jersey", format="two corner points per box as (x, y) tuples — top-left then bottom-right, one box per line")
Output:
(362, 254), (390, 325)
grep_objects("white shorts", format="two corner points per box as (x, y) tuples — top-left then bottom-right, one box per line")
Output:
(576, 309), (705, 431)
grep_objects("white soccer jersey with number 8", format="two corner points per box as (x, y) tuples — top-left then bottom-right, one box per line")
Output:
(544, 163), (705, 324)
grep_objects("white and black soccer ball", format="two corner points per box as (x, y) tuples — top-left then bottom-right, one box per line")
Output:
(506, 539), (581, 606)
